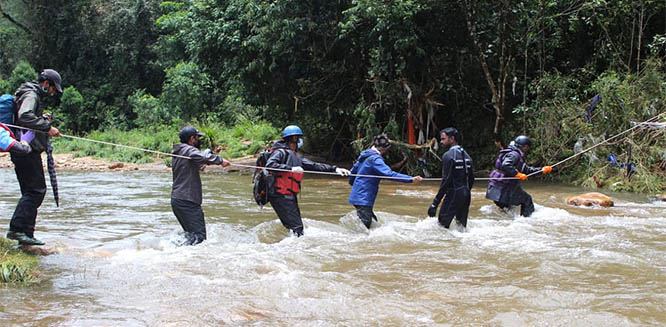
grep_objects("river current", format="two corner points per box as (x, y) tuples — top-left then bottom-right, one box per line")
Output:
(1, 169), (665, 326)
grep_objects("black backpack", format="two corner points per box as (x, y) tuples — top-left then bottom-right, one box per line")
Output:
(252, 147), (288, 206)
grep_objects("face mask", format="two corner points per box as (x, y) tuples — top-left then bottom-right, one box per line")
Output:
(297, 138), (304, 149)
(193, 139), (201, 149)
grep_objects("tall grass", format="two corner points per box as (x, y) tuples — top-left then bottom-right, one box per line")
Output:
(0, 238), (40, 283)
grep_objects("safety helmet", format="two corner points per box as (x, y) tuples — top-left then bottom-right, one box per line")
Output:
(514, 135), (532, 147)
(179, 126), (205, 143)
(282, 125), (304, 138)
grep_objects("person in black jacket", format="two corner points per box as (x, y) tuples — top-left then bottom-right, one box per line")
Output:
(6, 69), (63, 246)
(171, 126), (230, 245)
(428, 128), (474, 229)
(266, 125), (350, 236)
(485, 136), (552, 217)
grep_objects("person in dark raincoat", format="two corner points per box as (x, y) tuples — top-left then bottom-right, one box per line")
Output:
(348, 134), (423, 229)
(266, 125), (350, 237)
(171, 126), (230, 246)
(485, 136), (552, 217)
(427, 128), (474, 229)
(6, 69), (63, 246)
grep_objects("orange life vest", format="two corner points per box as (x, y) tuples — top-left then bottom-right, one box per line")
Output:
(274, 170), (304, 195)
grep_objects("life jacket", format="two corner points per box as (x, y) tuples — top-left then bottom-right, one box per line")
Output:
(272, 149), (304, 196)
(488, 148), (524, 190)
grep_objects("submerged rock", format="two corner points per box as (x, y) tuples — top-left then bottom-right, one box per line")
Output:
(18, 244), (61, 256)
(566, 192), (614, 207)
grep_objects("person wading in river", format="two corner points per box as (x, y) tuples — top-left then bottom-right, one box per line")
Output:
(6, 69), (63, 246)
(485, 135), (552, 217)
(266, 125), (350, 237)
(348, 134), (423, 229)
(427, 128), (474, 229)
(171, 126), (230, 245)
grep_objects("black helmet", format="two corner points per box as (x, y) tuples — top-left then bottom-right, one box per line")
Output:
(514, 135), (531, 147)
(179, 126), (205, 143)
(373, 134), (391, 150)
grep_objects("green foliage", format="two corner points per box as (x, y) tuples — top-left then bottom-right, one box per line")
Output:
(54, 86), (85, 131)
(129, 89), (175, 127)
(6, 61), (37, 93)
(521, 59), (666, 193)
(160, 61), (212, 121)
(0, 237), (40, 283)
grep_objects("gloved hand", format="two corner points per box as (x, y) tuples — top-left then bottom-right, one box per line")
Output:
(202, 149), (212, 156)
(428, 204), (437, 217)
(542, 166), (553, 174)
(291, 166), (304, 173)
(515, 172), (528, 180)
(335, 168), (351, 176)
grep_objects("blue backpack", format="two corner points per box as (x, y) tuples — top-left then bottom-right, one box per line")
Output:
(0, 94), (16, 126)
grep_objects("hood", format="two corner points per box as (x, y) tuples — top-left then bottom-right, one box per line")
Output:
(15, 81), (45, 99)
(508, 144), (524, 156)
(173, 143), (192, 155)
(358, 149), (380, 162)
(272, 139), (291, 150)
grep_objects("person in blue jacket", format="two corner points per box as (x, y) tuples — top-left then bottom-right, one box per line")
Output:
(348, 134), (423, 229)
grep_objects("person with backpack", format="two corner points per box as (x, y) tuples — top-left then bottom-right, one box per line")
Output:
(265, 125), (350, 237)
(485, 135), (552, 217)
(427, 128), (474, 229)
(348, 134), (423, 229)
(171, 126), (230, 246)
(6, 69), (63, 246)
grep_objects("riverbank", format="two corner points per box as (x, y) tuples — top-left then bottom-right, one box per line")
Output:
(0, 237), (40, 283)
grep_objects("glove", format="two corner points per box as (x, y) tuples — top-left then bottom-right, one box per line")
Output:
(202, 149), (212, 156)
(428, 204), (437, 217)
(335, 168), (351, 176)
(542, 166), (553, 174)
(515, 172), (528, 180)
(291, 166), (304, 173)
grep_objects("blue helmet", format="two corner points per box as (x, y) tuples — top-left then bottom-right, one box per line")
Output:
(282, 125), (304, 138)
(514, 135), (532, 147)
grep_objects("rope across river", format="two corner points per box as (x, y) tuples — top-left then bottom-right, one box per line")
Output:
(3, 111), (663, 182)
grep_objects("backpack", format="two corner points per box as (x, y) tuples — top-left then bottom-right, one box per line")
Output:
(0, 94), (17, 126)
(252, 149), (274, 207)
(252, 147), (288, 207)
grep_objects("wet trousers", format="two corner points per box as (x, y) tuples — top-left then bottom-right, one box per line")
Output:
(354, 205), (377, 229)
(10, 152), (46, 237)
(269, 194), (303, 236)
(438, 187), (471, 228)
(171, 198), (206, 245)
(493, 186), (535, 217)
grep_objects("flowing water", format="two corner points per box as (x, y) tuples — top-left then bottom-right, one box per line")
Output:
(0, 168), (665, 326)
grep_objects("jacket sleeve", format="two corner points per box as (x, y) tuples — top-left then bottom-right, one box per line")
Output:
(266, 149), (291, 170)
(373, 157), (412, 183)
(433, 153), (453, 205)
(17, 93), (51, 132)
(348, 160), (361, 185)
(301, 157), (336, 172)
(188, 148), (223, 165)
(8, 141), (32, 155)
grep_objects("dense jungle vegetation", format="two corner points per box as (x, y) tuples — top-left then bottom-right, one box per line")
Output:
(1, 0), (665, 192)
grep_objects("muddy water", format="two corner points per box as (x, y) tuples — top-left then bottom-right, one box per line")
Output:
(0, 169), (665, 326)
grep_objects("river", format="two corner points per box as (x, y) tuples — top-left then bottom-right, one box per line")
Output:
(1, 169), (665, 326)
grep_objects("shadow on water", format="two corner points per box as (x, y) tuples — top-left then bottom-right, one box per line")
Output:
(1, 169), (665, 326)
